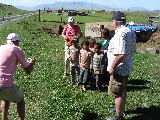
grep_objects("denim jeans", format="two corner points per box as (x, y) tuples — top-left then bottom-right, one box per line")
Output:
(70, 65), (80, 83)
(92, 74), (102, 90)
(79, 68), (90, 86)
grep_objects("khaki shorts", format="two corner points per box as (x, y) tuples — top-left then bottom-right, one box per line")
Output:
(108, 73), (128, 96)
(0, 85), (24, 103)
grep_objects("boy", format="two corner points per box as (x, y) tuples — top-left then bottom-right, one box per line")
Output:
(66, 38), (81, 86)
(100, 28), (111, 85)
(90, 43), (105, 92)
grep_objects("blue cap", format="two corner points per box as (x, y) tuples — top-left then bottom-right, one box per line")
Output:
(112, 11), (126, 22)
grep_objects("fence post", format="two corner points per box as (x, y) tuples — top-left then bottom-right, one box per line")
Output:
(38, 9), (40, 21)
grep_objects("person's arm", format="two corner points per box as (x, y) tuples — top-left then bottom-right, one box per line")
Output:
(90, 52), (93, 72)
(109, 54), (125, 75)
(24, 58), (36, 74)
(62, 25), (68, 40)
(101, 55), (105, 67)
(77, 29), (83, 39)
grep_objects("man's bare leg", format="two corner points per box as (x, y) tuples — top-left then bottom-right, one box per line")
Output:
(1, 100), (10, 120)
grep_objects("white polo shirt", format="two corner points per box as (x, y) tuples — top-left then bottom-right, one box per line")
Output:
(107, 25), (136, 76)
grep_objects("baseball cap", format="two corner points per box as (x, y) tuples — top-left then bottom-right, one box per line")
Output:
(6, 33), (21, 42)
(112, 11), (126, 22)
(68, 17), (74, 23)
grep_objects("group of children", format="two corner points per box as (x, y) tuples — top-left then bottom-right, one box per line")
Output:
(65, 28), (110, 92)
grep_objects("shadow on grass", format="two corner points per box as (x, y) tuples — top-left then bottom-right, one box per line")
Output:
(127, 79), (150, 92)
(87, 79), (150, 93)
(82, 110), (98, 120)
(126, 106), (160, 120)
(128, 79), (150, 85)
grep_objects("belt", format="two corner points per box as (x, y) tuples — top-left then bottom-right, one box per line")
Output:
(81, 68), (89, 69)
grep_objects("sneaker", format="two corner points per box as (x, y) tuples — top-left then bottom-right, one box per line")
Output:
(63, 73), (67, 77)
(73, 83), (80, 87)
(68, 82), (75, 86)
(81, 86), (87, 92)
(109, 108), (125, 115)
(106, 115), (124, 120)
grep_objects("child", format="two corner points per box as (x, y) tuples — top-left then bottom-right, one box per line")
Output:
(79, 40), (93, 92)
(89, 39), (96, 87)
(100, 28), (110, 54)
(90, 43), (105, 92)
(100, 28), (111, 85)
(66, 38), (81, 86)
(89, 39), (96, 52)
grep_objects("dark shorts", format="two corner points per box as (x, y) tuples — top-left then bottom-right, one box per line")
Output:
(0, 85), (24, 103)
(108, 73), (128, 96)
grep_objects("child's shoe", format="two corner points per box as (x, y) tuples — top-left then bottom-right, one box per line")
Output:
(81, 86), (87, 92)
(63, 73), (67, 77)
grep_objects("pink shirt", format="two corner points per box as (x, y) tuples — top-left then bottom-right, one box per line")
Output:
(0, 44), (28, 87)
(79, 49), (93, 68)
(64, 24), (80, 38)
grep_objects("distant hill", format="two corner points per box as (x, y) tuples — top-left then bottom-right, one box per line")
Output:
(15, 2), (149, 11)
(0, 3), (31, 17)
(0, 2), (147, 11)
(16, 2), (114, 11)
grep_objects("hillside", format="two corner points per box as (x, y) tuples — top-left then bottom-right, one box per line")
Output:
(0, 3), (31, 18)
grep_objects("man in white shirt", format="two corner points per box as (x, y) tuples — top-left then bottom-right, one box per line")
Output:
(106, 11), (136, 120)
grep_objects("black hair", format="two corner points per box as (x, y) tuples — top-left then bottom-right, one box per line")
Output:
(101, 28), (110, 36)
(89, 39), (96, 48)
(81, 39), (89, 47)
(94, 43), (102, 49)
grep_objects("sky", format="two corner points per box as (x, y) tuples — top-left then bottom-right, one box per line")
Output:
(0, 0), (160, 11)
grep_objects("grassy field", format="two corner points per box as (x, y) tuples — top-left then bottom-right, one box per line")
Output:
(0, 11), (160, 120)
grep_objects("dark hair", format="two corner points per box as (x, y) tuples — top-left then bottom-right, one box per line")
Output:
(89, 39), (96, 48)
(101, 28), (110, 36)
(94, 43), (102, 49)
(81, 39), (89, 47)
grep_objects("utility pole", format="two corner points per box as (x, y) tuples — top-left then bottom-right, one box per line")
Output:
(2, 15), (4, 21)
(38, 9), (40, 21)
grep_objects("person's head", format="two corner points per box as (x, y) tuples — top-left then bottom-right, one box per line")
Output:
(112, 11), (126, 29)
(89, 39), (96, 48)
(101, 28), (110, 39)
(71, 38), (78, 46)
(81, 39), (89, 50)
(94, 43), (102, 54)
(68, 17), (74, 26)
(6, 33), (21, 46)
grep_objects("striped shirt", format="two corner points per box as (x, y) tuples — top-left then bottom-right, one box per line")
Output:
(92, 53), (105, 70)
(107, 25), (136, 76)
(79, 49), (93, 68)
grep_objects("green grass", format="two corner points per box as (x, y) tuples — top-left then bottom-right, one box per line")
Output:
(0, 11), (159, 120)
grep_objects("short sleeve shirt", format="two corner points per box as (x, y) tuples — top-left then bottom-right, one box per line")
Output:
(107, 25), (136, 76)
(0, 44), (28, 87)
(64, 24), (80, 38)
